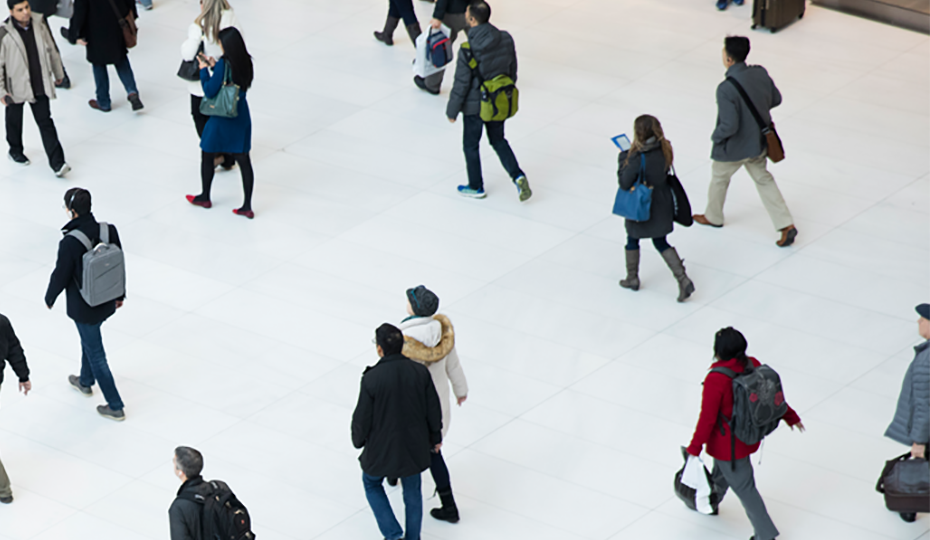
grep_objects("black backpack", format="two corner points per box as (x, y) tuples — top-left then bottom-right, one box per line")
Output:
(181, 480), (255, 540)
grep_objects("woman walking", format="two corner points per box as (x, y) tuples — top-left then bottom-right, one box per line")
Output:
(373, 0), (421, 47)
(617, 114), (694, 302)
(180, 0), (238, 170)
(186, 27), (255, 219)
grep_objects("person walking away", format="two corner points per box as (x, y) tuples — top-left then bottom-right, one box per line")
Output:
(45, 187), (126, 421)
(446, 0), (530, 201)
(693, 36), (797, 247)
(373, 0), (420, 48)
(20, 0), (72, 88)
(413, 0), (468, 95)
(884, 303), (930, 523)
(0, 0), (70, 176)
(179, 0), (237, 171)
(617, 114), (694, 302)
(398, 286), (468, 522)
(65, 0), (143, 112)
(169, 446), (206, 540)
(687, 327), (805, 540)
(0, 313), (31, 504)
(352, 323), (443, 540)
(185, 27), (255, 219)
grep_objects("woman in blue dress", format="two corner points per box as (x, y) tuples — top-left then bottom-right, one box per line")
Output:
(186, 27), (255, 219)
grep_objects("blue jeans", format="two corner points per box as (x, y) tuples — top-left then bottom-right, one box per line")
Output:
(362, 472), (422, 540)
(75, 321), (124, 411)
(92, 57), (138, 110)
(138, 0), (152, 7)
(463, 114), (524, 191)
(626, 235), (671, 253)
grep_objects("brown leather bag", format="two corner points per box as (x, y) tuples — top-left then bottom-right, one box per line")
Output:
(106, 0), (137, 49)
(727, 77), (785, 163)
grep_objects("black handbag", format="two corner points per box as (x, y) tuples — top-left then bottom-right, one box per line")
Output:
(667, 166), (693, 227)
(177, 41), (204, 82)
(876, 452), (930, 513)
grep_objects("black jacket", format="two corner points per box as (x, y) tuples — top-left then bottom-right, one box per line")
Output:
(0, 314), (29, 386)
(446, 23), (517, 119)
(351, 353), (443, 478)
(27, 0), (58, 17)
(45, 212), (123, 325)
(168, 476), (205, 540)
(66, 0), (136, 65)
(618, 141), (674, 239)
(433, 0), (469, 19)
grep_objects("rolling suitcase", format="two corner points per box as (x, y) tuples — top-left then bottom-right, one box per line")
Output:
(752, 0), (805, 32)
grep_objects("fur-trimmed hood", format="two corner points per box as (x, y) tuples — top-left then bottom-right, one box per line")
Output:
(402, 314), (455, 364)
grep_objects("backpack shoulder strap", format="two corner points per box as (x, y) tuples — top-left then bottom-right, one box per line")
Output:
(67, 229), (93, 251)
(709, 366), (737, 378)
(99, 222), (110, 245)
(726, 77), (767, 132)
(460, 42), (484, 85)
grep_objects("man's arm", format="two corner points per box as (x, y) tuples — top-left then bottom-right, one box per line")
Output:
(425, 372), (443, 446)
(711, 85), (740, 144)
(1, 317), (29, 384)
(168, 503), (196, 540)
(770, 78), (782, 110)
(445, 46), (472, 120)
(351, 376), (373, 449)
(45, 239), (74, 307)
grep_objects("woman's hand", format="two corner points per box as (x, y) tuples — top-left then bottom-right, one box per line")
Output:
(457, 395), (467, 406)
(197, 56), (210, 70)
(790, 421), (806, 433)
(912, 442), (926, 459)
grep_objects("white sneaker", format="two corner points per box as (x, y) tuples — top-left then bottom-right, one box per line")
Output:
(54, 163), (71, 177)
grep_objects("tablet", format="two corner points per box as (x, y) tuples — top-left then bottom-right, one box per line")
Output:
(612, 134), (631, 152)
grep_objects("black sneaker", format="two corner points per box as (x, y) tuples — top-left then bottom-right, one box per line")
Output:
(97, 405), (126, 422)
(68, 374), (92, 396)
(128, 92), (144, 111)
(8, 151), (29, 165)
(413, 76), (439, 95)
(54, 163), (71, 178)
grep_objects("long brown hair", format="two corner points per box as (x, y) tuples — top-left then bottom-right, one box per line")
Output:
(195, 0), (232, 42)
(625, 114), (674, 170)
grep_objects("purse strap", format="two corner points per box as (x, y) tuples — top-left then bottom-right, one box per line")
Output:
(727, 77), (769, 133)
(105, 0), (126, 24)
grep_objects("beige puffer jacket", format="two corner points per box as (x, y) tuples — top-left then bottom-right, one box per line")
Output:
(0, 14), (64, 104)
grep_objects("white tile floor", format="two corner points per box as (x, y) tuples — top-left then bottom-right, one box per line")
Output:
(0, 0), (927, 538)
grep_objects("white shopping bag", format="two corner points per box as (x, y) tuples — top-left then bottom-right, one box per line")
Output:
(413, 24), (452, 79)
(680, 453), (716, 515)
(56, 0), (74, 19)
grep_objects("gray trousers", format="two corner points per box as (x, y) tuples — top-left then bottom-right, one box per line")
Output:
(424, 13), (468, 92)
(712, 457), (779, 540)
(0, 456), (10, 499)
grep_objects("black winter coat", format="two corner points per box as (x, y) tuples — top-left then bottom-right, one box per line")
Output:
(66, 0), (136, 65)
(45, 212), (123, 325)
(446, 23), (517, 119)
(433, 0), (469, 18)
(28, 0), (58, 17)
(618, 142), (674, 239)
(168, 476), (205, 540)
(351, 353), (443, 478)
(0, 314), (29, 386)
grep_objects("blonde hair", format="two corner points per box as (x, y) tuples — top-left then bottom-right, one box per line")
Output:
(626, 114), (674, 170)
(195, 0), (232, 42)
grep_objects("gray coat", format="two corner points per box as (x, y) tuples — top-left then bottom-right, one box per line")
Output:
(885, 340), (930, 446)
(711, 62), (782, 162)
(617, 141), (674, 239)
(446, 23), (517, 119)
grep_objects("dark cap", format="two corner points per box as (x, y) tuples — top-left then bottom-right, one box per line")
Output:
(406, 285), (439, 317)
(917, 304), (930, 320)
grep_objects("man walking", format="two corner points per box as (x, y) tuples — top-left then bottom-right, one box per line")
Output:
(169, 446), (206, 540)
(45, 187), (127, 421)
(413, 0), (468, 95)
(20, 0), (72, 88)
(352, 323), (443, 540)
(0, 312), (31, 504)
(446, 0), (530, 202)
(693, 36), (798, 247)
(1, 0), (70, 176)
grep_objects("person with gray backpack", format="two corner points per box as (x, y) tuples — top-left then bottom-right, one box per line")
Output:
(45, 187), (127, 421)
(686, 327), (804, 540)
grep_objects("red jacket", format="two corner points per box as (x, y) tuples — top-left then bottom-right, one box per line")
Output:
(687, 357), (801, 460)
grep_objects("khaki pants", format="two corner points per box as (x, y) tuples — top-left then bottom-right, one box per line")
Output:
(0, 456), (10, 499)
(705, 152), (793, 231)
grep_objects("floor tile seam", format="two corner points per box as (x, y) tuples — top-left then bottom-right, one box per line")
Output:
(608, 507), (746, 540)
(0, 499), (79, 540)
(821, 340), (923, 402)
(791, 240), (930, 274)
(777, 113), (930, 164)
(308, 508), (369, 540)
(452, 351), (588, 396)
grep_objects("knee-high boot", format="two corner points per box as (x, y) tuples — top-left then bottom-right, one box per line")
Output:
(619, 249), (640, 291)
(374, 16), (400, 46)
(660, 247), (695, 302)
(406, 22), (422, 47)
(430, 488), (460, 523)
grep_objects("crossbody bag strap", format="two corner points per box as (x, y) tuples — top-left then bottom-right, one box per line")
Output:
(637, 153), (647, 187)
(105, 0), (126, 25)
(727, 77), (768, 132)
(461, 42), (485, 88)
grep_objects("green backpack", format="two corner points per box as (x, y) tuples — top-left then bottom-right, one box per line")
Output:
(461, 42), (518, 122)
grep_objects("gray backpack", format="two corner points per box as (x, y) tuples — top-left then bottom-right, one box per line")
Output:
(67, 223), (125, 307)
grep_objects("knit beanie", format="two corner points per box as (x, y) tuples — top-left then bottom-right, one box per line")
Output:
(406, 285), (439, 317)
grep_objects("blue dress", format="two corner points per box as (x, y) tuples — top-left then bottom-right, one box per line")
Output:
(200, 58), (251, 154)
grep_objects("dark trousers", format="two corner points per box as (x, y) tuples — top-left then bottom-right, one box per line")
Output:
(200, 151), (255, 211)
(429, 450), (451, 493)
(463, 114), (524, 191)
(75, 321), (124, 411)
(625, 235), (671, 252)
(6, 95), (65, 169)
(387, 0), (418, 26)
(190, 95), (233, 166)
(711, 457), (779, 540)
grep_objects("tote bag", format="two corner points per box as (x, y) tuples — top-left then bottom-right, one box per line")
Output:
(199, 61), (240, 118)
(612, 153), (652, 222)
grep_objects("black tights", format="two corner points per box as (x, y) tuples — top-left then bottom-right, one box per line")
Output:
(430, 450), (451, 493)
(197, 151), (254, 211)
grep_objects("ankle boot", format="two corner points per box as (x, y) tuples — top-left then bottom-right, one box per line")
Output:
(660, 247), (695, 302)
(619, 249), (640, 291)
(374, 16), (400, 45)
(405, 22), (422, 46)
(429, 489), (460, 523)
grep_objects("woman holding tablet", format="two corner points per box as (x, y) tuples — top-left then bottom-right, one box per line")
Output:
(617, 115), (695, 302)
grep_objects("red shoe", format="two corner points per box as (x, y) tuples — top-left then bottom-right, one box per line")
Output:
(186, 195), (212, 209)
(233, 208), (254, 219)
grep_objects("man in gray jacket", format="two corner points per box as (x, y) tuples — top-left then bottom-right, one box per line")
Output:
(693, 36), (796, 247)
(1, 0), (69, 176)
(884, 303), (930, 523)
(446, 1), (530, 202)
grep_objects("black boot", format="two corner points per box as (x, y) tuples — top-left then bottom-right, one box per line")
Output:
(430, 489), (459, 523)
(405, 22), (422, 47)
(374, 16), (400, 46)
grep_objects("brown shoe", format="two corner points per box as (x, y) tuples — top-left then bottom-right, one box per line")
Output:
(693, 214), (722, 228)
(776, 226), (798, 247)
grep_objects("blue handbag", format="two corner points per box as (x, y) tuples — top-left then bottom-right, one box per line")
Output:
(612, 153), (652, 221)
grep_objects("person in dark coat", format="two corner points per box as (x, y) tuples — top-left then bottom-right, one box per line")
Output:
(373, 0), (421, 49)
(185, 27), (255, 219)
(446, 1), (530, 202)
(45, 187), (126, 421)
(352, 323), (443, 540)
(617, 114), (695, 302)
(169, 446), (206, 540)
(884, 303), (930, 523)
(64, 0), (142, 112)
(21, 0), (71, 88)
(0, 313), (30, 504)
(413, 0), (469, 95)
